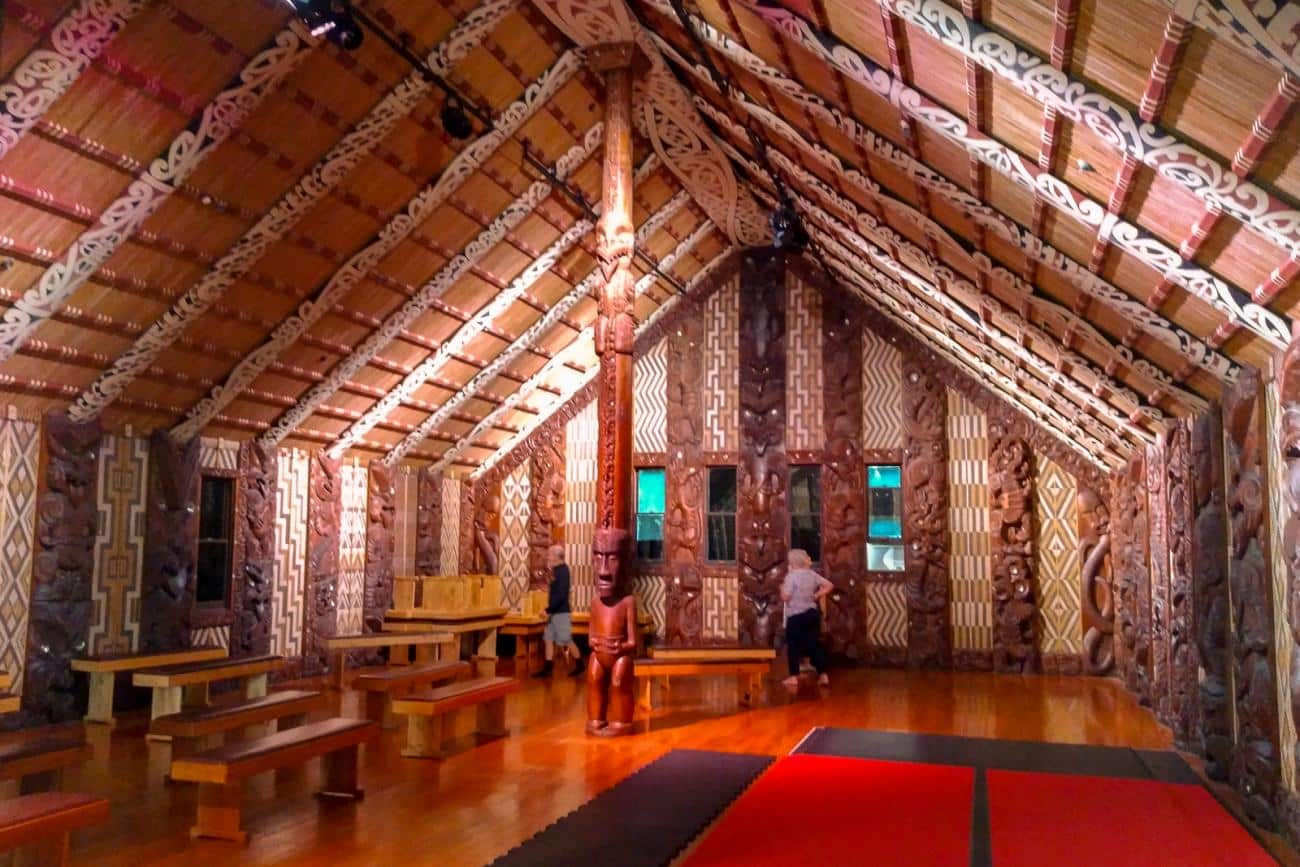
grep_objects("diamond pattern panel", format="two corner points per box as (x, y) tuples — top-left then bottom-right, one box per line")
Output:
(0, 416), (38, 692)
(865, 582), (907, 648)
(271, 447), (309, 658)
(702, 274), (739, 452)
(947, 389), (992, 651)
(90, 433), (148, 655)
(634, 341), (667, 454)
(702, 575), (738, 640)
(440, 478), (460, 576)
(337, 463), (367, 635)
(500, 458), (531, 612)
(1033, 452), (1082, 655)
(861, 328), (903, 449)
(785, 274), (823, 450)
(565, 402), (598, 612)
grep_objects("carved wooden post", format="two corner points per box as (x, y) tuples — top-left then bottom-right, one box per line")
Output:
(989, 411), (1039, 674)
(1165, 419), (1199, 746)
(234, 441), (276, 658)
(363, 460), (395, 633)
(303, 453), (342, 677)
(665, 297), (706, 645)
(1192, 408), (1234, 780)
(24, 413), (100, 723)
(472, 474), (501, 574)
(140, 431), (200, 652)
(526, 419), (565, 588)
(415, 466), (442, 575)
(1223, 366), (1282, 829)
(1282, 328), (1300, 810)
(1147, 436), (1171, 721)
(458, 481), (476, 574)
(1113, 452), (1151, 703)
(902, 357), (950, 669)
(1078, 481), (1114, 675)
(737, 249), (789, 647)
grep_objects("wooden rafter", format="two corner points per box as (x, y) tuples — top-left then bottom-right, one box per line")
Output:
(1149, 0), (1300, 79)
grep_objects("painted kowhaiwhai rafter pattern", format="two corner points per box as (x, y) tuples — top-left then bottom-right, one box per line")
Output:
(170, 50), (584, 443)
(0, 24), (316, 364)
(1153, 0), (1300, 78)
(66, 0), (515, 423)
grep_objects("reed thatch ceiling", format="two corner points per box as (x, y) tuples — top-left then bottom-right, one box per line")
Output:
(0, 0), (1295, 473)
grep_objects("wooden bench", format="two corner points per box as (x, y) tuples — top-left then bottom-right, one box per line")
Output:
(0, 694), (19, 714)
(500, 616), (547, 674)
(170, 717), (377, 843)
(634, 658), (773, 710)
(71, 646), (227, 725)
(133, 655), (284, 739)
(0, 739), (91, 795)
(0, 792), (109, 866)
(150, 689), (325, 756)
(391, 677), (520, 759)
(352, 660), (469, 729)
(382, 616), (505, 676)
(324, 631), (454, 688)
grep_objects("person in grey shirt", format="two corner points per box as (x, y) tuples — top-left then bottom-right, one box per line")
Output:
(781, 549), (833, 688)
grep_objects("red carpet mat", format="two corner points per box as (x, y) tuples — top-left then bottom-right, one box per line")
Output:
(987, 770), (1275, 866)
(683, 754), (973, 866)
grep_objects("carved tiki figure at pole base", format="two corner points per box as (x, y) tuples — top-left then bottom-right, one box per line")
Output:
(586, 527), (637, 737)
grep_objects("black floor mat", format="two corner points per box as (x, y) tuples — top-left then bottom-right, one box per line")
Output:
(793, 727), (1200, 783)
(487, 749), (773, 867)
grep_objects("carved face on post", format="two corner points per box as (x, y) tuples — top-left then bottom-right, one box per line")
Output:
(593, 527), (628, 600)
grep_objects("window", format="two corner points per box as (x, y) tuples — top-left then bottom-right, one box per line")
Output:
(634, 467), (665, 560)
(866, 464), (905, 571)
(789, 465), (821, 562)
(706, 467), (737, 561)
(196, 476), (235, 605)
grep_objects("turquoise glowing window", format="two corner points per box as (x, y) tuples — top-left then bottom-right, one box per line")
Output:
(635, 468), (665, 560)
(866, 464), (904, 572)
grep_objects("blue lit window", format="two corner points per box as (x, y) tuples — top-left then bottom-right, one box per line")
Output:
(866, 464), (904, 571)
(635, 468), (665, 561)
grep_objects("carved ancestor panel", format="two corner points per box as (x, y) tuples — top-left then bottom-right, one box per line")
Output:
(1165, 418), (1199, 745)
(1223, 367), (1282, 828)
(470, 477), (499, 574)
(458, 481), (476, 575)
(737, 250), (788, 648)
(1192, 409), (1233, 779)
(303, 453), (341, 677)
(902, 357), (950, 668)
(527, 419), (565, 588)
(665, 298), (706, 644)
(821, 290), (865, 659)
(363, 461), (395, 634)
(1113, 452), (1151, 702)
(140, 431), (199, 652)
(415, 466), (441, 575)
(1078, 480), (1114, 676)
(336, 464), (366, 635)
(1146, 437), (1171, 721)
(1283, 335), (1300, 802)
(393, 466), (417, 577)
(989, 411), (1038, 674)
(25, 413), (100, 722)
(233, 441), (276, 659)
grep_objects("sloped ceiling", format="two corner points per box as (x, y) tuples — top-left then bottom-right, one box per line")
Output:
(0, 0), (1295, 475)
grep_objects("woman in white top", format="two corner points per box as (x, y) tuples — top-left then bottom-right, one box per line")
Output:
(780, 549), (833, 688)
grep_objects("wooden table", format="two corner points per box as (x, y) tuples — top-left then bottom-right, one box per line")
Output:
(384, 608), (507, 676)
(324, 631), (454, 688)
(571, 612), (655, 655)
(647, 647), (776, 662)
(133, 655), (284, 740)
(72, 646), (228, 725)
(500, 616), (547, 674)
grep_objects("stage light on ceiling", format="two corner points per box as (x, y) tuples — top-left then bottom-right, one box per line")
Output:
(770, 205), (808, 251)
(282, 0), (363, 50)
(441, 97), (474, 140)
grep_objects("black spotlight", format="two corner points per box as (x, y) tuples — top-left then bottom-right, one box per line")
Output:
(441, 97), (474, 140)
(283, 0), (363, 50)
(770, 205), (808, 250)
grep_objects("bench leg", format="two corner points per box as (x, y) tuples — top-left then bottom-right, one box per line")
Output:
(277, 712), (308, 731)
(474, 628), (497, 676)
(363, 692), (398, 729)
(18, 769), (61, 796)
(245, 673), (268, 699)
(83, 671), (116, 726)
(401, 714), (446, 759)
(477, 697), (507, 737)
(192, 782), (247, 844)
(182, 683), (209, 709)
(319, 745), (363, 799)
(637, 678), (653, 711)
(334, 651), (347, 690)
(413, 643), (436, 664)
(15, 831), (69, 867)
(145, 687), (183, 742)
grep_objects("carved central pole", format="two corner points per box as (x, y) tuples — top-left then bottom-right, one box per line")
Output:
(594, 51), (636, 534)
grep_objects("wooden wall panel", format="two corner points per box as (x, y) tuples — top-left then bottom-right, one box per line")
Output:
(1264, 374), (1297, 799)
(1193, 409), (1234, 780)
(565, 402), (598, 612)
(702, 273), (739, 453)
(500, 459), (530, 610)
(233, 441), (276, 659)
(363, 460), (395, 634)
(1078, 477), (1114, 676)
(1113, 452), (1151, 702)
(1147, 437), (1172, 719)
(439, 477), (460, 576)
(458, 480), (476, 575)
(665, 297), (706, 645)
(737, 250), (788, 648)
(415, 466), (441, 575)
(785, 273), (823, 451)
(90, 433), (147, 656)
(1280, 334), (1300, 833)
(393, 466), (417, 577)
(336, 464), (366, 635)
(0, 416), (39, 694)
(1034, 452), (1081, 665)
(271, 447), (309, 659)
(527, 422), (565, 589)
(947, 389), (992, 653)
(989, 410), (1038, 674)
(471, 475), (501, 575)
(1165, 418), (1199, 745)
(303, 453), (341, 677)
(861, 329), (903, 449)
(140, 431), (199, 653)
(902, 357), (950, 669)
(633, 340), (667, 455)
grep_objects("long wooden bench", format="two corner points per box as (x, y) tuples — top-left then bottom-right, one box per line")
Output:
(71, 646), (227, 725)
(391, 677), (520, 759)
(0, 739), (91, 794)
(352, 660), (469, 729)
(133, 655), (284, 738)
(324, 631), (454, 689)
(0, 791), (109, 866)
(500, 616), (546, 674)
(0, 693), (19, 714)
(634, 658), (772, 710)
(150, 689), (325, 755)
(170, 717), (377, 843)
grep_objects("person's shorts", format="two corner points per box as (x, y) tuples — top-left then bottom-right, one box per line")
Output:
(544, 613), (572, 644)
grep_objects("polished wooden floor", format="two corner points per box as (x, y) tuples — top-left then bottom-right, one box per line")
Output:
(20, 663), (1282, 866)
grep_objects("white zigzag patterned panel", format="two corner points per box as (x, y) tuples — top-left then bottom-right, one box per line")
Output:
(634, 341), (668, 454)
(199, 437), (240, 471)
(500, 459), (531, 612)
(566, 402), (598, 612)
(862, 328), (903, 448)
(393, 466), (417, 577)
(0, 416), (38, 692)
(632, 574), (667, 637)
(192, 626), (230, 650)
(91, 434), (148, 655)
(440, 478), (461, 576)
(1033, 453), (1082, 656)
(785, 274), (823, 450)
(865, 582), (907, 648)
(271, 448), (309, 658)
(947, 389), (992, 651)
(703, 274), (739, 452)
(703, 575), (738, 640)
(338, 464), (367, 635)
(1265, 379), (1298, 793)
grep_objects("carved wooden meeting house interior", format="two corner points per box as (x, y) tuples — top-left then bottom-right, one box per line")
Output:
(0, 0), (1297, 862)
